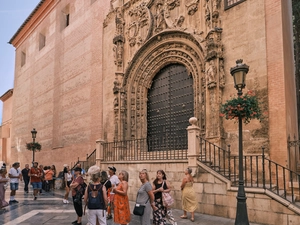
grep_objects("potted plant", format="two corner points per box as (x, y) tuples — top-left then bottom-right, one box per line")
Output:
(220, 90), (263, 124)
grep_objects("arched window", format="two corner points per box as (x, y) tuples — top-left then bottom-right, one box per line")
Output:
(147, 64), (194, 151)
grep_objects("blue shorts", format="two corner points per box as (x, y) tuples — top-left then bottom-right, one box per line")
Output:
(31, 182), (42, 190)
(10, 183), (19, 190)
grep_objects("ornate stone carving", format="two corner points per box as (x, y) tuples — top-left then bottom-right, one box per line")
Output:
(204, 28), (223, 61)
(185, 0), (200, 15)
(113, 7), (125, 69)
(126, 2), (152, 47)
(204, 0), (211, 27)
(166, 0), (180, 10)
(206, 59), (217, 88)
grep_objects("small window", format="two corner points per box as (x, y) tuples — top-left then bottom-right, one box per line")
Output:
(66, 14), (70, 27)
(224, 0), (246, 10)
(61, 4), (70, 30)
(21, 51), (26, 67)
(39, 33), (46, 50)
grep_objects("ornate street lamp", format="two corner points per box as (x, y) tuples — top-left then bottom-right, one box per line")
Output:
(230, 59), (250, 225)
(31, 128), (37, 166)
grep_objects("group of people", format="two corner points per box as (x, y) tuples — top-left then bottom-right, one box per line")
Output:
(1, 161), (198, 225)
(68, 165), (197, 225)
(0, 161), (58, 207)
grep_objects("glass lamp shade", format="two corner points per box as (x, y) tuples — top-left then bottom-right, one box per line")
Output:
(230, 59), (249, 91)
(31, 128), (37, 139)
(232, 70), (246, 90)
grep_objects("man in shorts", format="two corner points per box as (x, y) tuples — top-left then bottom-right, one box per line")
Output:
(29, 162), (43, 200)
(8, 162), (22, 204)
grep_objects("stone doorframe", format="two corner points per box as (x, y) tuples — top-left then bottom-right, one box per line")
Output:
(113, 29), (224, 143)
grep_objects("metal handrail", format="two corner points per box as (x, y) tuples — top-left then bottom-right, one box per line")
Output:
(198, 137), (300, 204)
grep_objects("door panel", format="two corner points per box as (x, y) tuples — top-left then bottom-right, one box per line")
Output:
(147, 64), (194, 151)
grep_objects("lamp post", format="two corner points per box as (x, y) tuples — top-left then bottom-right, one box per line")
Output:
(31, 128), (37, 166)
(230, 59), (250, 225)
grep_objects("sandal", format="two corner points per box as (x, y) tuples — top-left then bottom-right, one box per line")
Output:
(180, 215), (188, 219)
(191, 218), (195, 222)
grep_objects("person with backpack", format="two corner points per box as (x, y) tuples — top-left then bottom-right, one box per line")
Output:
(84, 165), (108, 225)
(112, 170), (131, 225)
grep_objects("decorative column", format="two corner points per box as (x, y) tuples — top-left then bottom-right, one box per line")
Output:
(187, 117), (200, 176)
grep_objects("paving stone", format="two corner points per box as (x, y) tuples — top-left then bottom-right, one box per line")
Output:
(0, 183), (263, 225)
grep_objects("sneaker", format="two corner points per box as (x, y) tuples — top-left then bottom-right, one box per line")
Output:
(63, 199), (66, 203)
(72, 220), (78, 224)
(34, 197), (37, 201)
(66, 200), (69, 204)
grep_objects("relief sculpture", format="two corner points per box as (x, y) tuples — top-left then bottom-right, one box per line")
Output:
(185, 0), (200, 15)
(126, 2), (152, 47)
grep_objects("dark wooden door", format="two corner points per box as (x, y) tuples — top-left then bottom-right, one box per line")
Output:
(147, 64), (194, 150)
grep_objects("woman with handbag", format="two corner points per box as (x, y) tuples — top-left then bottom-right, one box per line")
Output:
(135, 169), (157, 225)
(152, 170), (176, 225)
(180, 168), (197, 222)
(70, 167), (84, 225)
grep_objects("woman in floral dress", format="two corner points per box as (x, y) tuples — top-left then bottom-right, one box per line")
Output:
(112, 170), (131, 225)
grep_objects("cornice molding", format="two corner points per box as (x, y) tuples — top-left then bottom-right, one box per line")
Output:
(9, 0), (58, 48)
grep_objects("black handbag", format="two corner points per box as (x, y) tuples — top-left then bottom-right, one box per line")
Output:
(133, 187), (149, 216)
(133, 204), (145, 216)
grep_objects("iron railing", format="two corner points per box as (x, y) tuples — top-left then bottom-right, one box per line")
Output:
(102, 137), (188, 162)
(199, 137), (300, 204)
(71, 149), (96, 171)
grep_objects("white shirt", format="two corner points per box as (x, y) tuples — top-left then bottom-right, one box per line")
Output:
(109, 174), (120, 187)
(9, 167), (21, 183)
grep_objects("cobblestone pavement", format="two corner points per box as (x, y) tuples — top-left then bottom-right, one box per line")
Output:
(0, 183), (263, 225)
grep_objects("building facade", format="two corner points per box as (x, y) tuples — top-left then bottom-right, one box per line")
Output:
(7, 0), (297, 169)
(2, 0), (299, 223)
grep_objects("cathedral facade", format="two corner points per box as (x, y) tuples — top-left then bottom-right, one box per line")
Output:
(2, 0), (297, 178)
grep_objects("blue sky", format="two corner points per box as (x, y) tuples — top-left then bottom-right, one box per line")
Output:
(0, 0), (40, 123)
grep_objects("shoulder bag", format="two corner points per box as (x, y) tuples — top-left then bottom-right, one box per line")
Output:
(162, 181), (174, 207)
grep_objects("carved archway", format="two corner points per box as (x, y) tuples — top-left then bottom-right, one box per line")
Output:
(115, 30), (206, 141)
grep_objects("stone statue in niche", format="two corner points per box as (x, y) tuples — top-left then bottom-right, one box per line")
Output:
(213, 0), (221, 12)
(219, 59), (225, 88)
(204, 0), (211, 27)
(114, 97), (119, 108)
(212, 11), (219, 28)
(120, 92), (127, 108)
(155, 1), (167, 32)
(115, 7), (124, 35)
(206, 60), (217, 85)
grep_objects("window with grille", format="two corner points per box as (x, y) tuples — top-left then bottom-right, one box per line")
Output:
(225, 0), (246, 10)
